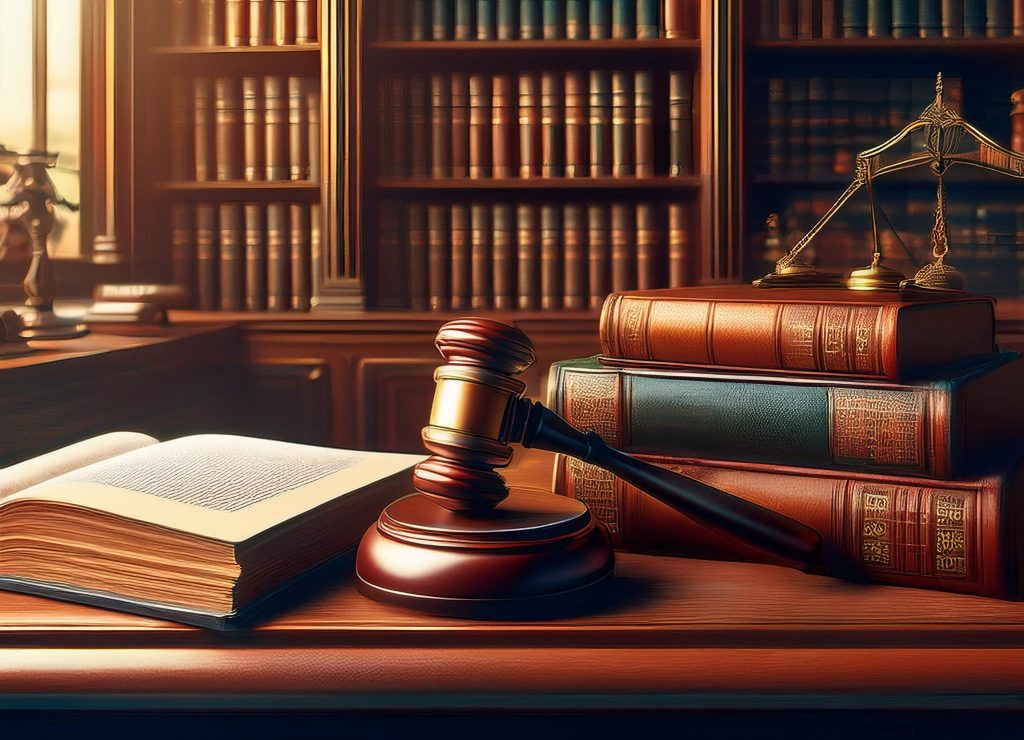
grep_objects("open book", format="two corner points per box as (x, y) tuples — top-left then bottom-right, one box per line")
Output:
(0, 433), (424, 629)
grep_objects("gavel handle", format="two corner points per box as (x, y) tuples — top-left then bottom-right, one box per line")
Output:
(517, 401), (822, 572)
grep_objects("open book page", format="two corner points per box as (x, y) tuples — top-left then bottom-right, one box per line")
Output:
(0, 432), (159, 500)
(3, 435), (425, 544)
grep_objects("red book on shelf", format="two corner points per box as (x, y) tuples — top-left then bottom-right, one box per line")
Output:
(219, 203), (245, 311)
(431, 74), (452, 179)
(492, 203), (516, 310)
(634, 71), (654, 177)
(470, 203), (493, 309)
(450, 204), (472, 309)
(171, 0), (194, 45)
(407, 203), (429, 311)
(408, 75), (429, 178)
(563, 204), (587, 310)
(215, 78), (244, 181)
(427, 204), (451, 311)
(264, 76), (289, 180)
(193, 78), (215, 181)
(492, 75), (516, 179)
(564, 71), (587, 178)
(517, 203), (541, 309)
(540, 72), (565, 177)
(244, 203), (267, 311)
(663, 0), (693, 38)
(197, 0), (223, 46)
(587, 203), (611, 310)
(289, 203), (311, 310)
(468, 75), (492, 178)
(288, 77), (310, 181)
(450, 73), (470, 178)
(518, 73), (541, 178)
(266, 202), (291, 310)
(540, 203), (563, 309)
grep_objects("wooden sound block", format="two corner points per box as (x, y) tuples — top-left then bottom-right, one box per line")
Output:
(356, 490), (615, 618)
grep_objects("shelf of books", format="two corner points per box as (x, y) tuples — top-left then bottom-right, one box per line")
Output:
(357, 0), (707, 312)
(741, 0), (1024, 296)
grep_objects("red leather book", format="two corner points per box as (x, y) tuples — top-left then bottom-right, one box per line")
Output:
(540, 204), (563, 309)
(517, 73), (540, 178)
(553, 452), (1024, 599)
(600, 285), (997, 380)
(633, 71), (654, 177)
(244, 203), (267, 311)
(266, 202), (291, 310)
(564, 71), (587, 178)
(587, 203), (610, 310)
(431, 73), (452, 179)
(540, 73), (564, 177)
(563, 204), (586, 310)
(663, 0), (693, 38)
(492, 204), (516, 310)
(821, 0), (839, 36)
(170, 78), (194, 181)
(450, 204), (472, 309)
(427, 204), (451, 311)
(611, 71), (634, 178)
(407, 203), (429, 311)
(468, 74), (492, 178)
(635, 202), (660, 290)
(450, 73), (470, 178)
(242, 76), (265, 181)
(264, 76), (289, 180)
(516, 203), (541, 309)
(215, 78), (244, 180)
(408, 75), (429, 178)
(470, 203), (493, 309)
(491, 75), (516, 179)
(287, 76), (310, 180)
(219, 203), (245, 311)
(193, 78), (215, 182)
(289, 203), (311, 310)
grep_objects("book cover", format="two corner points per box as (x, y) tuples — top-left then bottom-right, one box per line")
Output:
(634, 71), (655, 177)
(408, 75), (429, 178)
(455, 0), (476, 39)
(295, 0), (316, 42)
(549, 352), (1024, 479)
(451, 73), (470, 178)
(564, 71), (588, 178)
(497, 0), (519, 38)
(215, 77), (244, 180)
(892, 0), (919, 36)
(469, 74), (492, 178)
(963, 0), (985, 34)
(566, 0), (588, 38)
(942, 0), (964, 34)
(636, 202), (661, 290)
(667, 202), (691, 287)
(219, 203), (245, 311)
(822, 0), (840, 36)
(492, 204), (516, 310)
(611, 0), (636, 37)
(266, 202), (291, 310)
(244, 203), (267, 311)
(988, 0), (1012, 34)
(867, 0), (892, 35)
(226, 0), (248, 45)
(477, 0), (497, 39)
(778, 0), (797, 37)
(470, 203), (493, 309)
(434, 0), (454, 39)
(798, 0), (821, 36)
(540, 204), (563, 309)
(170, 77), (195, 181)
(563, 204), (587, 310)
(520, 0), (542, 38)
(919, 0), (943, 35)
(842, 0), (868, 35)
(587, 204), (611, 309)
(637, 0), (659, 37)
(517, 203), (541, 309)
(664, 0), (692, 37)
(589, 0), (612, 38)
(544, 0), (566, 37)
(273, 0), (296, 44)
(249, 0), (270, 44)
(428, 204), (451, 311)
(541, 72), (565, 177)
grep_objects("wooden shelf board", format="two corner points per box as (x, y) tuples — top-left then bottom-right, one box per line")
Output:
(150, 44), (321, 55)
(153, 181), (322, 200)
(749, 38), (1024, 56)
(750, 170), (1024, 187)
(375, 176), (702, 191)
(367, 39), (700, 53)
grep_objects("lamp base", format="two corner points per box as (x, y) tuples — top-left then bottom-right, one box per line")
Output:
(18, 308), (89, 340)
(356, 490), (615, 618)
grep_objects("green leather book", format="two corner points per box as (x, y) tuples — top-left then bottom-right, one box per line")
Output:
(867, 0), (892, 35)
(548, 353), (1024, 480)
(520, 0), (542, 38)
(891, 0), (918, 36)
(566, 0), (588, 38)
(543, 0), (566, 37)
(477, 0), (497, 38)
(611, 0), (636, 37)
(963, 0), (986, 33)
(590, 0), (612, 38)
(497, 0), (519, 38)
(842, 0), (868, 35)
(455, 0), (476, 38)
(637, 0), (660, 37)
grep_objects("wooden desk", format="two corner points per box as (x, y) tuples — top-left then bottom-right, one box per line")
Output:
(4, 453), (1024, 737)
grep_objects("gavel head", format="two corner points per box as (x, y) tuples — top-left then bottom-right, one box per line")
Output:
(413, 318), (536, 512)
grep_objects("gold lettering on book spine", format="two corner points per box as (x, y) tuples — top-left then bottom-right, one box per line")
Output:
(933, 492), (968, 577)
(620, 300), (649, 360)
(852, 306), (882, 375)
(822, 305), (852, 373)
(860, 486), (892, 567)
(779, 304), (818, 370)
(563, 371), (621, 532)
(830, 388), (924, 470)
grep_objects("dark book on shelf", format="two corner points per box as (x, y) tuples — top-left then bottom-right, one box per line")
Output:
(244, 203), (268, 311)
(587, 203), (611, 309)
(451, 73), (470, 178)
(565, 71), (588, 177)
(518, 73), (540, 177)
(988, 0), (1012, 35)
(521, 0), (542, 39)
(589, 0), (612, 38)
(611, 0), (636, 38)
(266, 202), (291, 310)
(434, 0), (454, 39)
(264, 76), (289, 180)
(589, 70), (612, 176)
(492, 203), (516, 310)
(867, 0), (892, 36)
(497, 0), (519, 39)
(664, 0), (692, 38)
(541, 72), (565, 177)
(563, 204), (587, 309)
(242, 76), (265, 181)
(469, 74), (492, 178)
(470, 203), (493, 308)
(455, 0), (476, 39)
(919, 0), (942, 35)
(942, 0), (964, 35)
(544, 0), (567, 38)
(842, 0), (868, 36)
(637, 0), (659, 38)
(219, 203), (245, 311)
(891, 0), (919, 36)
(477, 0), (497, 39)
(450, 204), (472, 310)
(193, 77), (215, 182)
(566, 0), (588, 39)
(215, 77), (244, 181)
(963, 0), (986, 34)
(636, 202), (661, 290)
(431, 73), (452, 178)
(171, 204), (196, 304)
(170, 78), (194, 181)
(822, 0), (840, 35)
(634, 71), (655, 177)
(798, 0), (820, 38)
(273, 0), (297, 45)
(290, 203), (311, 310)
(540, 203), (563, 309)
(407, 203), (429, 311)
(408, 75), (429, 178)
(668, 72), (693, 176)
(196, 203), (219, 311)
(667, 202), (691, 287)
(288, 76), (311, 181)
(492, 74), (516, 178)
(517, 203), (541, 309)
(612, 71), (635, 177)
(428, 203), (451, 311)
(610, 201), (636, 292)
(778, 0), (797, 38)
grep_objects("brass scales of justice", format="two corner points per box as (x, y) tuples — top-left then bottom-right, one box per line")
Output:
(755, 73), (1024, 294)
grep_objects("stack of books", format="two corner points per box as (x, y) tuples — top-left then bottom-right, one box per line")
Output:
(549, 285), (1024, 598)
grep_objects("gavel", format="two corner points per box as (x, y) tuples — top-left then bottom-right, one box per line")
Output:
(357, 318), (822, 616)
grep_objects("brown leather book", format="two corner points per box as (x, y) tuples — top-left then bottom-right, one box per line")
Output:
(244, 203), (267, 310)
(427, 204), (450, 311)
(288, 77), (310, 180)
(170, 204), (196, 304)
(563, 204), (586, 310)
(215, 78), (244, 180)
(1017, 0), (1024, 34)
(517, 73), (540, 178)
(468, 75), (492, 178)
(470, 203), (493, 309)
(170, 78), (195, 181)
(242, 77), (265, 180)
(450, 204), (472, 309)
(197, 0), (223, 46)
(610, 202), (636, 292)
(273, 0), (296, 44)
(611, 71), (634, 177)
(540, 72), (564, 178)
(309, 201), (321, 292)
(249, 0), (270, 44)
(668, 71), (693, 175)
(387, 77), (407, 177)
(587, 203), (611, 310)
(492, 203), (516, 310)
(219, 203), (245, 311)
(516, 203), (540, 309)
(450, 73), (470, 178)
(663, 0), (693, 38)
(266, 202), (291, 310)
(431, 74), (451, 179)
(289, 203), (311, 310)
(225, 0), (248, 45)
(408, 76), (429, 178)
(375, 202), (405, 308)
(667, 202), (691, 287)
(777, 0), (796, 37)
(797, 0), (819, 38)
(598, 285), (998, 380)
(195, 203), (219, 310)
(634, 71), (655, 177)
(408, 203), (429, 310)
(295, 0), (316, 42)
(306, 79), (321, 181)
(635, 202), (661, 290)
(491, 75), (516, 179)
(193, 78), (215, 181)
(264, 76), (289, 180)
(564, 71), (587, 178)
(540, 204), (562, 309)
(171, 0), (194, 45)
(553, 452), (1024, 600)
(589, 71), (612, 177)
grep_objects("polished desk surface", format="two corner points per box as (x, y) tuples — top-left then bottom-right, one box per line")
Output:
(3, 451), (1024, 714)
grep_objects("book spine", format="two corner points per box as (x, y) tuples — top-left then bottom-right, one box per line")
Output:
(637, 0), (659, 37)
(540, 203), (563, 309)
(266, 202), (291, 310)
(469, 74), (492, 178)
(288, 76), (310, 180)
(410, 0), (429, 40)
(470, 203), (493, 308)
(428, 203), (451, 310)
(842, 0), (868, 35)
(386, 77), (407, 177)
(778, 0), (797, 37)
(611, 71), (634, 177)
(433, 0), (454, 39)
(589, 0), (612, 38)
(589, 70), (612, 177)
(611, 0), (636, 37)
(807, 77), (831, 174)
(215, 77), (244, 180)
(544, 0), (566, 37)
(988, 0), (1012, 34)
(634, 71), (655, 177)
(477, 0), (496, 38)
(289, 203), (311, 310)
(492, 74), (516, 178)
(566, 0), (588, 38)
(517, 203), (541, 309)
(963, 0), (985, 33)
(867, 0), (892, 35)
(787, 77), (808, 174)
(761, 0), (778, 39)
(295, 0), (316, 42)
(264, 76), (289, 180)
(219, 203), (245, 310)
(540, 72), (565, 177)
(249, 0), (270, 44)
(1016, 0), (1024, 33)
(306, 78), (321, 181)
(197, 0), (223, 46)
(636, 202), (661, 290)
(171, 0), (194, 45)
(891, 0), (918, 36)
(563, 204), (587, 310)
(431, 73), (452, 179)
(408, 75), (429, 178)
(455, 0), (476, 38)
(667, 202), (691, 287)
(496, 0), (519, 38)
(170, 78), (195, 181)
(492, 203), (516, 309)
(822, 0), (839, 36)
(664, 0), (691, 37)
(518, 73), (541, 178)
(520, 0), (542, 38)
(196, 203), (219, 310)
(919, 0), (942, 34)
(408, 203), (429, 310)
(244, 203), (267, 310)
(171, 204), (196, 304)
(668, 71), (693, 176)
(587, 203), (610, 309)
(272, 0), (296, 44)
(242, 76), (265, 181)
(451, 73), (470, 178)
(388, 0), (409, 40)
(942, 0), (964, 34)
(610, 202), (636, 292)
(376, 202), (405, 307)
(225, 0), (248, 45)
(564, 71), (588, 178)
(797, 0), (820, 37)
(310, 211), (321, 299)
(553, 452), (1017, 599)
(193, 78), (215, 181)
(766, 78), (786, 176)
(1011, 89), (1024, 152)
(450, 204), (472, 309)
